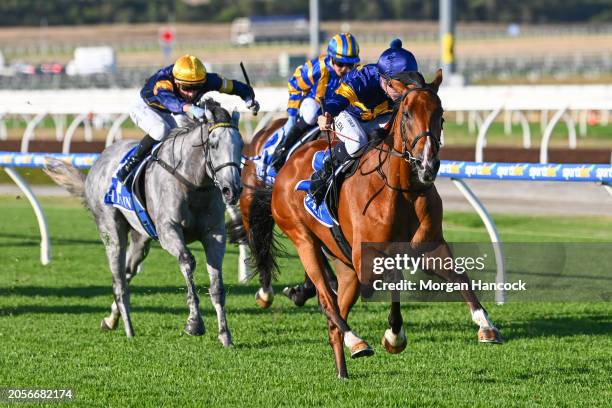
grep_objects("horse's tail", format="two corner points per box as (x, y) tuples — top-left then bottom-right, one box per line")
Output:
(247, 184), (280, 287)
(43, 158), (87, 200)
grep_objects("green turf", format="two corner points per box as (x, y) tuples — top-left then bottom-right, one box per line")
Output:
(0, 196), (610, 407)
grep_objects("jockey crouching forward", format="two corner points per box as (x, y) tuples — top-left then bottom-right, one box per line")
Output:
(308, 39), (418, 205)
(268, 33), (360, 172)
(116, 54), (260, 182)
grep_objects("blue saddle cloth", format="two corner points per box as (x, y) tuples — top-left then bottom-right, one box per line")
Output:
(251, 129), (285, 185)
(295, 149), (337, 228)
(104, 145), (160, 239)
(249, 126), (319, 186)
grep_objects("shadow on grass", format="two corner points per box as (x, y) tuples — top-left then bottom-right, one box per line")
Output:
(0, 284), (288, 298)
(0, 302), (324, 317)
(0, 232), (101, 247)
(503, 314), (612, 340)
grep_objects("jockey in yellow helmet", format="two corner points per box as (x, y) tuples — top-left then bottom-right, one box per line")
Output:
(117, 54), (259, 182)
(268, 33), (360, 171)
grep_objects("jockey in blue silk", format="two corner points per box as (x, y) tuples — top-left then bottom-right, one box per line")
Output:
(268, 33), (360, 171)
(308, 38), (419, 204)
(116, 54), (260, 182)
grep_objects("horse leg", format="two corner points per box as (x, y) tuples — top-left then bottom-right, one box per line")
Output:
(101, 231), (151, 331)
(225, 204), (251, 284)
(283, 256), (337, 307)
(296, 240), (372, 377)
(382, 302), (407, 354)
(426, 241), (502, 344)
(158, 225), (204, 336)
(202, 226), (233, 348)
(99, 222), (134, 337)
(341, 250), (407, 353)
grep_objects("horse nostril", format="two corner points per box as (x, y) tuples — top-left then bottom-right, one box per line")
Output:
(222, 187), (231, 197)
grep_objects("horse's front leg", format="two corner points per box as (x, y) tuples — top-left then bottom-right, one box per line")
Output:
(382, 301), (408, 353)
(225, 204), (252, 284)
(201, 223), (233, 347)
(158, 224), (204, 336)
(425, 241), (502, 344)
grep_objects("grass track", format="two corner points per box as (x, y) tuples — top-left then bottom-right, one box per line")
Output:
(0, 196), (610, 407)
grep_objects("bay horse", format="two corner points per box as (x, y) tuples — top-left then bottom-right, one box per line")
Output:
(247, 69), (502, 378)
(43, 99), (242, 347)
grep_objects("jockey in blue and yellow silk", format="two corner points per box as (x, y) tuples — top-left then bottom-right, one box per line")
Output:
(309, 39), (419, 204)
(116, 54), (260, 182)
(269, 33), (360, 171)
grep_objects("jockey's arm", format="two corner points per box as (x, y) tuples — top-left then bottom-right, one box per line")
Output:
(287, 60), (321, 118)
(316, 82), (352, 130)
(152, 80), (187, 114)
(207, 73), (255, 102)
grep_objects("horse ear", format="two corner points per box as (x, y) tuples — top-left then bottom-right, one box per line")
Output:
(231, 109), (240, 126)
(204, 108), (214, 123)
(430, 68), (443, 93)
(389, 78), (409, 94)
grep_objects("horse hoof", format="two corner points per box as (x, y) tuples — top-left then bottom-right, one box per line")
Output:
(218, 334), (234, 348)
(255, 290), (273, 309)
(381, 334), (407, 354)
(100, 318), (117, 331)
(350, 341), (374, 359)
(478, 327), (503, 344)
(184, 319), (205, 336)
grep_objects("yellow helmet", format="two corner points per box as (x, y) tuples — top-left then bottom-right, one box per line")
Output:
(172, 55), (207, 85)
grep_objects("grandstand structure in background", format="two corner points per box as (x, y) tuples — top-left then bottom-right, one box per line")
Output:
(0, 21), (612, 89)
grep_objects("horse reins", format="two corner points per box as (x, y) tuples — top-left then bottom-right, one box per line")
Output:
(153, 118), (241, 192)
(332, 86), (443, 214)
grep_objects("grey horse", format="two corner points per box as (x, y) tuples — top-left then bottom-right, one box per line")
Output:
(43, 100), (243, 347)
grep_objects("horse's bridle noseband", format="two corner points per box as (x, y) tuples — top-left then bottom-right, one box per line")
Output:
(153, 118), (241, 192)
(395, 86), (442, 165)
(200, 121), (242, 185)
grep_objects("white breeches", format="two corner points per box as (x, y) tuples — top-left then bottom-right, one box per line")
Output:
(299, 97), (320, 126)
(129, 98), (191, 141)
(333, 111), (391, 156)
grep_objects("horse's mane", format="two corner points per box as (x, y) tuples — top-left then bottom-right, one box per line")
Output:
(392, 71), (426, 88)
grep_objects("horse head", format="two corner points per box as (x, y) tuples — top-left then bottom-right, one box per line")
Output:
(198, 99), (244, 204)
(388, 69), (444, 186)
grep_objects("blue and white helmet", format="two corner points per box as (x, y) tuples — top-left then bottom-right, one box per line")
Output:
(376, 38), (418, 78)
(327, 33), (360, 64)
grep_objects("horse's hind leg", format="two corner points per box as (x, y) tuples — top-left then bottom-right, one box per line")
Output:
(426, 241), (502, 344)
(158, 225), (204, 336)
(101, 231), (151, 331)
(202, 223), (233, 348)
(99, 220), (134, 337)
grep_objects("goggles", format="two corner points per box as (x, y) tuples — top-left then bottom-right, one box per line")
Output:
(332, 59), (355, 69)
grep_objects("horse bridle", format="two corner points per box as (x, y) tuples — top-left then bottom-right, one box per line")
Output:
(360, 84), (443, 211)
(393, 86), (442, 165)
(200, 120), (242, 186)
(153, 118), (241, 191)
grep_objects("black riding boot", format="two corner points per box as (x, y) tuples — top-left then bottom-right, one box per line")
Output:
(308, 142), (351, 206)
(270, 117), (312, 171)
(116, 134), (157, 182)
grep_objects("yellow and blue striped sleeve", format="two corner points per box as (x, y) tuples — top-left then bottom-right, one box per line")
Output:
(287, 58), (322, 116)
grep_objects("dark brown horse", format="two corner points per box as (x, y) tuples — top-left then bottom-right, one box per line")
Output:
(247, 69), (502, 379)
